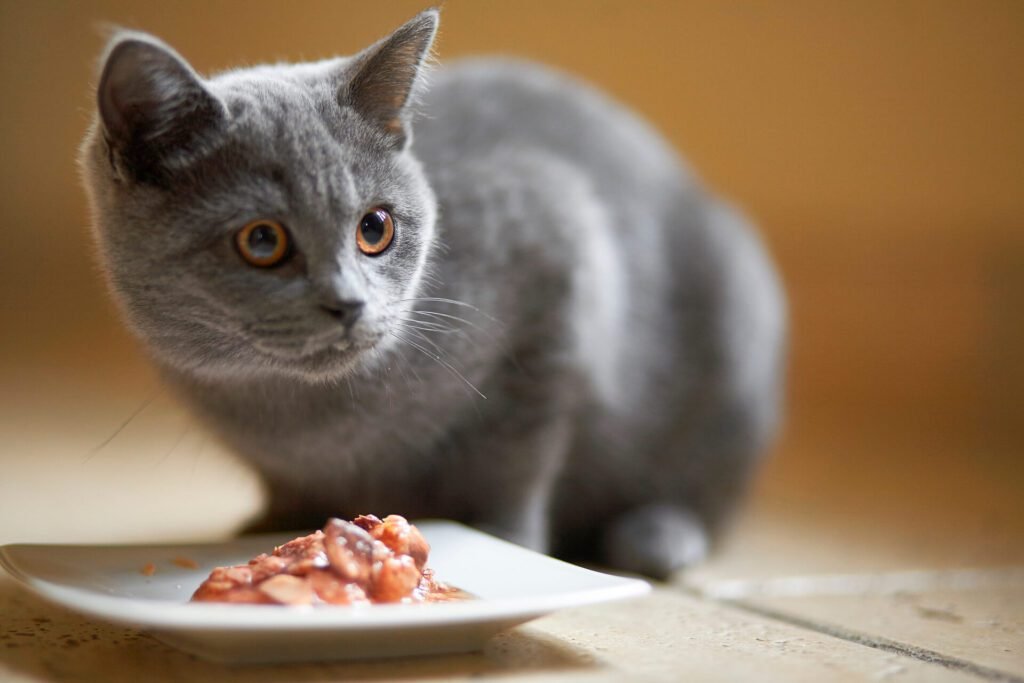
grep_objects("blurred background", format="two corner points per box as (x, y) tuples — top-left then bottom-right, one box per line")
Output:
(1, 1), (1021, 558)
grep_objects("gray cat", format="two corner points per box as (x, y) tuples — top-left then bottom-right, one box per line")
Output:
(80, 9), (786, 578)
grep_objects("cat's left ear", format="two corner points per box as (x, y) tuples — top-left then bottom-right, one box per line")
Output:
(339, 9), (439, 149)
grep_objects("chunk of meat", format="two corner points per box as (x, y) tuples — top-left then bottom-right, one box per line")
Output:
(191, 565), (274, 604)
(323, 518), (377, 583)
(190, 515), (457, 606)
(364, 514), (431, 570)
(371, 554), (422, 603)
(258, 574), (314, 605)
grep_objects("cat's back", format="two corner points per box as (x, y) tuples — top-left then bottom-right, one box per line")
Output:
(411, 58), (722, 415)
(413, 58), (692, 206)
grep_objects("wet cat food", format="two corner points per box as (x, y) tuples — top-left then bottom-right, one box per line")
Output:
(191, 515), (461, 605)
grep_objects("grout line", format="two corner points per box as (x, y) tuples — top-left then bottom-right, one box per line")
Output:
(682, 587), (1024, 683)
(691, 567), (1024, 600)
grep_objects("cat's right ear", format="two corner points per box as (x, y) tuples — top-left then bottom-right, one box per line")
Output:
(338, 10), (439, 150)
(96, 32), (225, 183)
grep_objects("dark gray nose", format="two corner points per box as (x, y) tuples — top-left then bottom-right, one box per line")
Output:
(320, 299), (364, 327)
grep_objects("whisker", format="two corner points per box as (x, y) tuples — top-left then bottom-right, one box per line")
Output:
(84, 389), (159, 461)
(376, 348), (394, 409)
(391, 347), (421, 396)
(157, 424), (191, 466)
(403, 353), (423, 384)
(387, 338), (425, 387)
(188, 436), (208, 482)
(398, 314), (483, 352)
(345, 376), (357, 409)
(395, 319), (455, 334)
(406, 308), (521, 371)
(399, 297), (501, 323)
(389, 330), (487, 400)
(396, 315), (452, 330)
(404, 327), (462, 364)
(406, 309), (498, 338)
(394, 322), (479, 368)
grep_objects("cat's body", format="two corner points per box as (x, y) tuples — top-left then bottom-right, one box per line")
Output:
(82, 11), (785, 577)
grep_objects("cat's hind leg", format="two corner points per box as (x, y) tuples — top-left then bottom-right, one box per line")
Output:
(597, 200), (787, 580)
(597, 394), (765, 579)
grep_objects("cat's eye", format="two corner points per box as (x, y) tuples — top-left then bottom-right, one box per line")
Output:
(235, 219), (290, 267)
(356, 208), (395, 256)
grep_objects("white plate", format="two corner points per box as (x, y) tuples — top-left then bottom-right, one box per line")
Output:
(0, 520), (649, 663)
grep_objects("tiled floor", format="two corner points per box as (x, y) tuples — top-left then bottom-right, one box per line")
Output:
(1, 351), (1022, 682)
(681, 512), (1024, 682)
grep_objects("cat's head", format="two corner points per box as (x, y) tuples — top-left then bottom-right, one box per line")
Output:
(80, 11), (440, 383)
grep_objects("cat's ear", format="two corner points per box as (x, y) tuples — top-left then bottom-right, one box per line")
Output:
(96, 32), (225, 182)
(339, 9), (439, 149)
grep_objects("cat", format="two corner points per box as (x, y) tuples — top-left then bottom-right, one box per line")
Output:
(80, 9), (786, 578)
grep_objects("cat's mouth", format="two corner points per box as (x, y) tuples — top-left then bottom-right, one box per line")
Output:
(250, 327), (384, 380)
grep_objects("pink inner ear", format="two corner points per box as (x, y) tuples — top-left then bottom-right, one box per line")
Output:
(342, 11), (438, 141)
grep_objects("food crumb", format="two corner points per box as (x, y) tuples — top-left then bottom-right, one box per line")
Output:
(141, 563), (157, 576)
(172, 557), (199, 569)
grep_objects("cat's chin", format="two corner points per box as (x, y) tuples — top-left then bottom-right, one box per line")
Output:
(161, 338), (385, 386)
(284, 348), (371, 383)
(268, 339), (387, 384)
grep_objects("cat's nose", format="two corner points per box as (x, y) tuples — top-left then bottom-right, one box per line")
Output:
(320, 299), (364, 327)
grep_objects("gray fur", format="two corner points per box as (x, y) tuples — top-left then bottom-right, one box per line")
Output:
(80, 10), (786, 578)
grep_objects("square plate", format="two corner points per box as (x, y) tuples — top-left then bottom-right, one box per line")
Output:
(0, 520), (649, 663)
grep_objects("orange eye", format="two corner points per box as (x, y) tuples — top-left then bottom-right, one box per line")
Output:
(235, 220), (290, 267)
(356, 208), (395, 255)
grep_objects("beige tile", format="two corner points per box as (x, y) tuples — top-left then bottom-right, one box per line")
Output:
(720, 579), (1024, 678)
(678, 473), (1024, 681)
(0, 576), (985, 683)
(522, 592), (991, 683)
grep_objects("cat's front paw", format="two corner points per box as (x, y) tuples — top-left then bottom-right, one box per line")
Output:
(601, 503), (709, 580)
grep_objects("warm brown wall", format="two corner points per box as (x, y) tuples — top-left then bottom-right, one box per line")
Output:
(1, 2), (1021, 488)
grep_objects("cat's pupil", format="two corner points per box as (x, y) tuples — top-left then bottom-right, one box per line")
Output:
(360, 212), (386, 245)
(247, 224), (279, 257)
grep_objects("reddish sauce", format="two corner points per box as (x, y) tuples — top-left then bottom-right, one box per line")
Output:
(190, 515), (463, 606)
